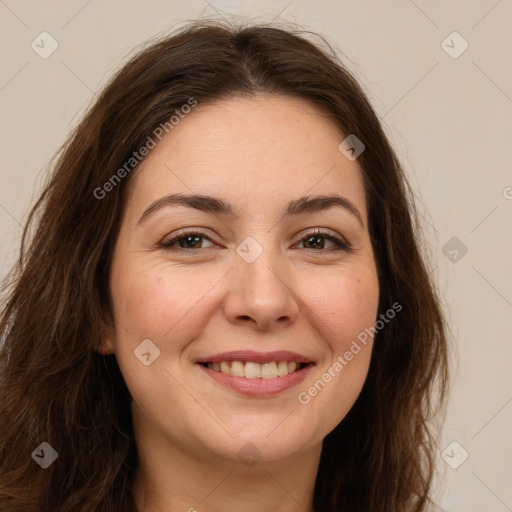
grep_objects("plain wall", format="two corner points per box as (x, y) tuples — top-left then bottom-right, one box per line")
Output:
(1, 1), (511, 510)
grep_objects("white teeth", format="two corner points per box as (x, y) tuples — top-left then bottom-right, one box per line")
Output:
(244, 362), (261, 379)
(287, 362), (297, 374)
(277, 361), (289, 377)
(205, 360), (306, 378)
(231, 360), (245, 377)
(261, 362), (278, 378)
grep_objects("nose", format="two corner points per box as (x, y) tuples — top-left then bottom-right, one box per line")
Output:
(222, 242), (300, 331)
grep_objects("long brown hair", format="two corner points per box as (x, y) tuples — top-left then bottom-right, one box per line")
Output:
(0, 19), (450, 512)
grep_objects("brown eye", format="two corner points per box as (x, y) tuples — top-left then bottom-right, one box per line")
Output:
(297, 230), (351, 251)
(160, 229), (353, 253)
(161, 231), (214, 250)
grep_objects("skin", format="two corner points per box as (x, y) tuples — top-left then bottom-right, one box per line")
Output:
(99, 94), (380, 512)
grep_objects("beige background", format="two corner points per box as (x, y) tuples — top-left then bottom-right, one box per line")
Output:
(1, 1), (511, 510)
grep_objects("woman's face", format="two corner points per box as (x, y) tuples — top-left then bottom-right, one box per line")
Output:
(104, 94), (380, 466)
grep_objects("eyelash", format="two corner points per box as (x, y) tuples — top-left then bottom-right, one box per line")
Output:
(159, 228), (354, 253)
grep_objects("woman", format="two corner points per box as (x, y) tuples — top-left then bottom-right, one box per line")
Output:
(0, 19), (450, 512)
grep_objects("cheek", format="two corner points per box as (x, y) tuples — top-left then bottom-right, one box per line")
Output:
(108, 262), (219, 404)
(294, 268), (378, 415)
(303, 267), (380, 351)
(331, 274), (379, 377)
(110, 261), (226, 347)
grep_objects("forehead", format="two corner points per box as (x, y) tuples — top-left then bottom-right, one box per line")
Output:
(125, 94), (367, 223)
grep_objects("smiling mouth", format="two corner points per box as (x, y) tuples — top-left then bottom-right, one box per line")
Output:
(198, 360), (311, 379)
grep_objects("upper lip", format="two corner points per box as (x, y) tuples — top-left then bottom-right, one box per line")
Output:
(196, 350), (315, 365)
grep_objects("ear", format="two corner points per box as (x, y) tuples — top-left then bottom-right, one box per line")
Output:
(93, 319), (115, 355)
(94, 336), (114, 355)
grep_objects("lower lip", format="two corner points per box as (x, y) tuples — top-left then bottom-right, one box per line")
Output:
(197, 363), (314, 397)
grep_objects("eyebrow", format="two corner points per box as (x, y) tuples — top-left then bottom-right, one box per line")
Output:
(137, 193), (365, 228)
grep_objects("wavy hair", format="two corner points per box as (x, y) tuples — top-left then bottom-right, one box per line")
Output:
(0, 19), (450, 512)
